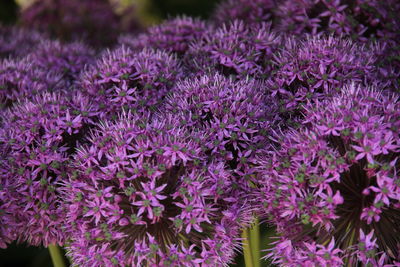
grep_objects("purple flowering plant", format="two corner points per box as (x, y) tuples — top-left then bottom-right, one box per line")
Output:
(0, 0), (399, 266)
(119, 15), (209, 56)
(256, 84), (400, 265)
(0, 91), (98, 247)
(62, 113), (248, 266)
(0, 25), (46, 59)
(28, 40), (95, 85)
(19, 0), (132, 47)
(164, 74), (277, 197)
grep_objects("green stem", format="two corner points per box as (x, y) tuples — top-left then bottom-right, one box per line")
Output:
(250, 217), (261, 267)
(242, 228), (255, 267)
(48, 244), (66, 267)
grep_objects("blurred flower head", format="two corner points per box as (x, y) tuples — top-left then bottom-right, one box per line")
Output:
(211, 0), (278, 25)
(28, 40), (95, 85)
(20, 0), (130, 47)
(0, 91), (98, 246)
(0, 25), (46, 59)
(0, 56), (65, 109)
(119, 15), (209, 55)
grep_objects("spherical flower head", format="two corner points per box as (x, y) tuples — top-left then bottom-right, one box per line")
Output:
(80, 46), (182, 119)
(28, 40), (95, 85)
(20, 0), (123, 47)
(185, 20), (281, 79)
(211, 0), (277, 25)
(268, 35), (376, 126)
(275, 0), (400, 42)
(0, 25), (46, 59)
(164, 74), (277, 193)
(0, 56), (65, 109)
(62, 113), (246, 266)
(119, 16), (209, 55)
(257, 83), (400, 265)
(0, 91), (98, 246)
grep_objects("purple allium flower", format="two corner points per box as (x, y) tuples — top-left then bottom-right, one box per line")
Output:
(20, 0), (124, 47)
(164, 74), (276, 194)
(275, 0), (400, 42)
(211, 0), (278, 25)
(185, 20), (281, 79)
(28, 40), (95, 85)
(62, 113), (247, 266)
(267, 35), (376, 126)
(80, 46), (182, 119)
(119, 16), (209, 55)
(0, 25), (46, 59)
(0, 91), (98, 246)
(0, 56), (64, 109)
(256, 83), (400, 265)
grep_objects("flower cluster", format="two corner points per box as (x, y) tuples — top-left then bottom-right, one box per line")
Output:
(164, 74), (276, 195)
(211, 0), (277, 26)
(275, 0), (400, 42)
(20, 0), (127, 47)
(0, 91), (98, 246)
(267, 35), (376, 126)
(0, 0), (399, 266)
(119, 16), (208, 55)
(80, 46), (182, 118)
(186, 20), (281, 79)
(62, 113), (247, 266)
(0, 25), (45, 59)
(0, 56), (64, 109)
(27, 40), (94, 85)
(256, 83), (400, 265)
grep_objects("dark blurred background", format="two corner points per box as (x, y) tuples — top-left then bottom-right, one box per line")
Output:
(0, 0), (222, 26)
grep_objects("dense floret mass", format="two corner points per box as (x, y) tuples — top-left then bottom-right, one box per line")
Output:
(0, 92), (98, 246)
(119, 16), (208, 55)
(186, 20), (281, 79)
(80, 46), (182, 119)
(164, 74), (276, 195)
(267, 35), (376, 126)
(256, 84), (400, 265)
(62, 113), (247, 266)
